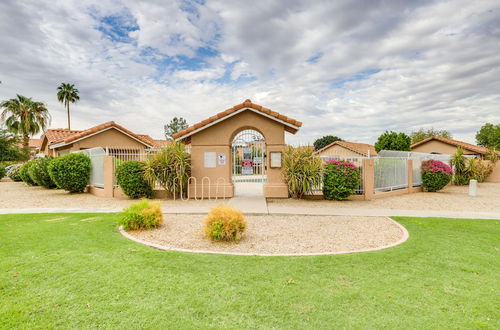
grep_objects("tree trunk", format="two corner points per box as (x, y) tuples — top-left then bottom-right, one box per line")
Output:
(67, 102), (71, 130)
(23, 134), (29, 149)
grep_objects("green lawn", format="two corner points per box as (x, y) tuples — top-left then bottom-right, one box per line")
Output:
(0, 213), (498, 329)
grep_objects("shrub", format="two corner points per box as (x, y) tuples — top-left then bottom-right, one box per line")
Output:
(322, 160), (361, 200)
(120, 199), (163, 231)
(450, 147), (469, 185)
(421, 160), (452, 192)
(28, 157), (56, 188)
(204, 205), (246, 242)
(143, 142), (191, 198)
(7, 165), (22, 181)
(468, 158), (495, 183)
(116, 161), (153, 199)
(0, 166), (5, 179)
(282, 146), (323, 198)
(47, 153), (91, 193)
(19, 161), (37, 185)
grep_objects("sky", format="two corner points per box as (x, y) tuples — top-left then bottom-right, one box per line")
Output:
(0, 0), (499, 145)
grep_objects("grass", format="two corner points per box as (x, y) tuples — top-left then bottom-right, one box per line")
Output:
(0, 213), (498, 329)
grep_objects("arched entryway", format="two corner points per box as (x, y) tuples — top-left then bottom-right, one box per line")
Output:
(231, 129), (266, 196)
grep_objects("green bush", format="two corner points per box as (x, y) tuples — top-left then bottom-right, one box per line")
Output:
(116, 161), (153, 199)
(7, 165), (22, 181)
(120, 199), (164, 231)
(47, 153), (91, 193)
(282, 146), (323, 198)
(28, 157), (56, 188)
(421, 160), (452, 192)
(322, 160), (361, 200)
(0, 166), (5, 179)
(204, 205), (246, 242)
(450, 147), (469, 185)
(19, 161), (37, 186)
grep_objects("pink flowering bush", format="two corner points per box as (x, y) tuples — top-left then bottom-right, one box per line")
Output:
(421, 160), (452, 192)
(323, 160), (361, 200)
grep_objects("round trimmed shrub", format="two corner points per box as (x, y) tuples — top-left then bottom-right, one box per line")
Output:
(421, 160), (452, 192)
(120, 199), (163, 231)
(322, 160), (361, 200)
(116, 161), (153, 199)
(28, 157), (56, 188)
(19, 162), (37, 186)
(204, 205), (246, 242)
(0, 166), (6, 179)
(47, 153), (91, 193)
(7, 165), (22, 181)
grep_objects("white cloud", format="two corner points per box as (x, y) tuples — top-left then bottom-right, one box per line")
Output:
(0, 0), (499, 147)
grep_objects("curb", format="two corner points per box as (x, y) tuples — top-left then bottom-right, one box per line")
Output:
(118, 217), (410, 257)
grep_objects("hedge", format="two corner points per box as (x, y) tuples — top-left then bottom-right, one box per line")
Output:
(48, 153), (91, 193)
(28, 157), (56, 188)
(116, 161), (153, 199)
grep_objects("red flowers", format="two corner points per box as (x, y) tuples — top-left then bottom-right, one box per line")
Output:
(421, 160), (452, 176)
(324, 159), (358, 170)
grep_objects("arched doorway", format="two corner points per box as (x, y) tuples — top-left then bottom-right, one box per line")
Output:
(231, 129), (266, 196)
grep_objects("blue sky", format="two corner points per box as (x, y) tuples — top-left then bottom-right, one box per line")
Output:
(0, 0), (499, 145)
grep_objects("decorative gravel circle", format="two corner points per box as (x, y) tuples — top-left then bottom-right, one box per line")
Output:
(121, 214), (409, 256)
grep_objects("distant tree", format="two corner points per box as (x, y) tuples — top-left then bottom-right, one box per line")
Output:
(0, 128), (28, 161)
(410, 128), (452, 144)
(475, 123), (500, 149)
(164, 117), (188, 140)
(1, 95), (50, 148)
(57, 83), (80, 130)
(374, 131), (411, 152)
(313, 135), (342, 151)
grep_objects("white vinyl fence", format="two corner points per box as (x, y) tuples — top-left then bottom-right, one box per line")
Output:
(374, 158), (408, 191)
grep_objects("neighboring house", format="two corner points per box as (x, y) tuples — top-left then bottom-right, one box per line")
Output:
(28, 138), (41, 156)
(411, 136), (489, 158)
(39, 121), (167, 157)
(314, 141), (377, 158)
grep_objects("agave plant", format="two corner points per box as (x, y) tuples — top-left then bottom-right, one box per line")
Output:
(282, 146), (323, 199)
(143, 142), (191, 198)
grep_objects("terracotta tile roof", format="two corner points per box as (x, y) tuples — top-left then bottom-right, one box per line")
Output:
(173, 99), (302, 140)
(314, 141), (378, 157)
(42, 129), (83, 145)
(137, 135), (170, 148)
(411, 136), (489, 154)
(61, 121), (154, 147)
(28, 138), (41, 148)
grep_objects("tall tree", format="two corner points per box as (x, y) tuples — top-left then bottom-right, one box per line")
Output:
(410, 128), (452, 144)
(0, 94), (50, 148)
(0, 127), (28, 161)
(164, 117), (188, 140)
(313, 135), (342, 151)
(57, 83), (80, 130)
(475, 123), (500, 149)
(374, 131), (411, 152)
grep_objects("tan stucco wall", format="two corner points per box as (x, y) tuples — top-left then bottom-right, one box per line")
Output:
(188, 110), (288, 198)
(486, 161), (500, 183)
(316, 144), (362, 158)
(412, 140), (478, 155)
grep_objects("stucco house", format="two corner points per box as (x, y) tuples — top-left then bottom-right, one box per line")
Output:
(40, 121), (167, 157)
(411, 136), (489, 158)
(314, 140), (377, 158)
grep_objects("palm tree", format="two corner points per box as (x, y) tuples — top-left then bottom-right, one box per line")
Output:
(0, 95), (50, 148)
(57, 83), (79, 130)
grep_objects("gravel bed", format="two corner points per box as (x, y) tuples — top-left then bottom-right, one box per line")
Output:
(129, 215), (405, 255)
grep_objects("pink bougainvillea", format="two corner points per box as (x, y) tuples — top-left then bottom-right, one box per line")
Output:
(421, 160), (452, 176)
(324, 159), (358, 170)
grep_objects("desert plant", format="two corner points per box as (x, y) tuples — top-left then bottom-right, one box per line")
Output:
(47, 153), (91, 193)
(450, 147), (469, 185)
(7, 165), (22, 181)
(204, 205), (246, 242)
(323, 160), (361, 200)
(28, 156), (56, 188)
(116, 161), (153, 199)
(0, 166), (5, 179)
(120, 199), (163, 231)
(282, 146), (323, 198)
(421, 160), (452, 192)
(485, 147), (499, 163)
(469, 159), (494, 183)
(19, 161), (37, 185)
(143, 142), (191, 198)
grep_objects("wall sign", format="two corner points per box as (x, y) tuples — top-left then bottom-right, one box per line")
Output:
(204, 152), (216, 168)
(218, 153), (226, 166)
(270, 151), (282, 168)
